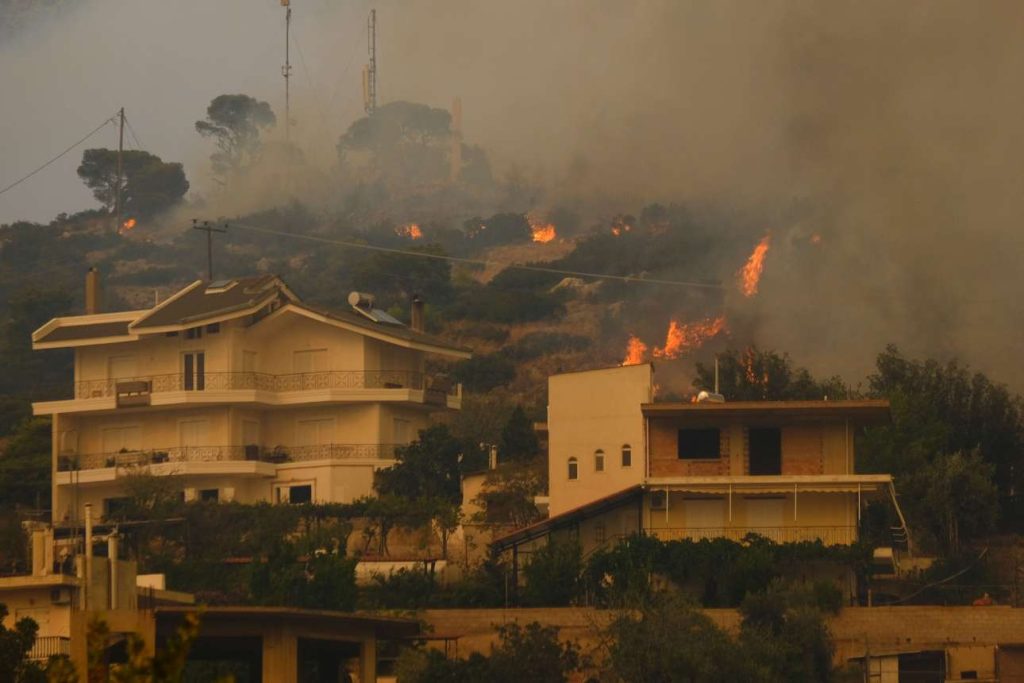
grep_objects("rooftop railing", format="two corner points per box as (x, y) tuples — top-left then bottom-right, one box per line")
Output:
(73, 370), (457, 399)
(648, 525), (858, 546)
(58, 443), (402, 472)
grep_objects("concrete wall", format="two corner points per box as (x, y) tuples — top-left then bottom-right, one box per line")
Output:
(547, 365), (652, 516)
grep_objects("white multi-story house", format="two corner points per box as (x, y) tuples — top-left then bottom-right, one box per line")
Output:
(32, 272), (469, 522)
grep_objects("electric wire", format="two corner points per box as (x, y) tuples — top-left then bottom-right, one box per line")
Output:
(124, 114), (144, 151)
(229, 221), (725, 290)
(0, 114), (117, 198)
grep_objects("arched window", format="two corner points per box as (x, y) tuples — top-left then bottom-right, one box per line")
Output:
(622, 444), (632, 468)
(595, 449), (605, 472)
(568, 457), (579, 480)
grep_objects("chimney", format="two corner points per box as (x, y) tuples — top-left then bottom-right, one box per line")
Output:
(85, 267), (101, 315)
(411, 294), (425, 333)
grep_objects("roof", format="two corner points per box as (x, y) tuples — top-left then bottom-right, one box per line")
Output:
(491, 485), (643, 552)
(641, 399), (890, 422)
(35, 320), (132, 344)
(130, 275), (291, 330)
(154, 606), (421, 639)
(296, 301), (471, 356)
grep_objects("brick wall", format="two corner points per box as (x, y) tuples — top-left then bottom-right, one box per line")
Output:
(649, 421), (730, 476)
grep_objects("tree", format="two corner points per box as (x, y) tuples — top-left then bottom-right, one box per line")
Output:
(76, 149), (189, 220)
(0, 417), (51, 512)
(499, 406), (539, 463)
(0, 603), (42, 683)
(0, 287), (73, 399)
(915, 450), (998, 555)
(195, 94), (276, 177)
(694, 347), (851, 401)
(521, 538), (583, 607)
(374, 424), (463, 505)
(473, 460), (545, 527)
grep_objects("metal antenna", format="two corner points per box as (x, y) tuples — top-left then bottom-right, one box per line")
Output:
(114, 107), (125, 232)
(281, 1), (293, 143)
(365, 9), (377, 115)
(192, 219), (227, 280)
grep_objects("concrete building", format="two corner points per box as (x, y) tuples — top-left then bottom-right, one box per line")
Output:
(496, 364), (910, 569)
(32, 273), (469, 523)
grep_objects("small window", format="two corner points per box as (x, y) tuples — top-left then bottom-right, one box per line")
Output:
(678, 428), (720, 460)
(165, 331), (179, 338)
(594, 521), (606, 545)
(650, 490), (667, 510)
(104, 497), (130, 517)
(185, 327), (203, 340)
(594, 449), (605, 472)
(289, 485), (312, 504)
(199, 488), (219, 502)
(622, 444), (632, 468)
(205, 322), (221, 334)
(568, 457), (579, 481)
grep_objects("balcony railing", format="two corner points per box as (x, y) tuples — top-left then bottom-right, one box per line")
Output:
(58, 443), (402, 472)
(27, 636), (71, 661)
(73, 370), (457, 400)
(648, 526), (858, 546)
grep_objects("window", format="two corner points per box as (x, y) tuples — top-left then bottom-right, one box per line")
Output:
(183, 351), (205, 390)
(288, 485), (312, 504)
(567, 457), (579, 481)
(749, 428), (782, 475)
(393, 418), (411, 445)
(104, 497), (130, 517)
(101, 425), (141, 453)
(108, 354), (138, 380)
(297, 418), (334, 447)
(185, 327), (203, 339)
(621, 444), (632, 468)
(650, 490), (667, 510)
(678, 428), (720, 460)
(594, 449), (605, 472)
(594, 521), (606, 545)
(199, 489), (219, 502)
(205, 322), (221, 334)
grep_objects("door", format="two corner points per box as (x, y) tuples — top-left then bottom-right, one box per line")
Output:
(179, 419), (210, 460)
(183, 352), (205, 391)
(749, 428), (782, 475)
(296, 418), (334, 458)
(101, 425), (141, 454)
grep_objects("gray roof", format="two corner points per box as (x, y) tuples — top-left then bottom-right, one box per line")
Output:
(131, 275), (283, 329)
(36, 320), (132, 344)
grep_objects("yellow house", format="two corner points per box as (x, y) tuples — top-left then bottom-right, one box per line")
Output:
(32, 272), (470, 523)
(496, 364), (909, 569)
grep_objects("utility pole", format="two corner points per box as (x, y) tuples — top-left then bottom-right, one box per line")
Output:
(192, 219), (227, 281)
(364, 9), (377, 115)
(114, 107), (125, 232)
(281, 0), (292, 143)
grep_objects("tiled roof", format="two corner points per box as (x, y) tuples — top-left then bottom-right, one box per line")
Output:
(131, 275), (283, 329)
(35, 320), (131, 344)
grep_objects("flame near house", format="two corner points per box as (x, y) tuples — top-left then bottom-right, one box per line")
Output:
(395, 223), (423, 240)
(738, 234), (771, 297)
(622, 335), (647, 365)
(652, 317), (727, 359)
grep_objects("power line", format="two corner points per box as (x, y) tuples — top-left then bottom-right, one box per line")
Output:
(0, 114), (117, 198)
(123, 114), (144, 151)
(229, 221), (725, 290)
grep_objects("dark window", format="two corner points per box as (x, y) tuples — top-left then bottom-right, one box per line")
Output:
(206, 323), (221, 334)
(104, 497), (130, 517)
(678, 429), (720, 459)
(595, 449), (605, 472)
(165, 332), (178, 337)
(749, 428), (782, 475)
(183, 352), (205, 391)
(568, 458), (579, 480)
(289, 485), (312, 504)
(199, 488), (219, 502)
(622, 444), (632, 467)
(186, 327), (203, 339)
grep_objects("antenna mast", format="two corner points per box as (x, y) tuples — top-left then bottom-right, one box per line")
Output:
(365, 9), (377, 115)
(114, 107), (124, 232)
(282, 0), (293, 142)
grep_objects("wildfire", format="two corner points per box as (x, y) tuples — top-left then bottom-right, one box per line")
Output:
(527, 213), (557, 243)
(622, 335), (648, 366)
(652, 317), (727, 359)
(739, 234), (771, 297)
(810, 233), (822, 245)
(395, 223), (423, 240)
(610, 217), (633, 237)
(119, 218), (137, 234)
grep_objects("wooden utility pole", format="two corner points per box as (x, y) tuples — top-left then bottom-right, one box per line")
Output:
(192, 219), (227, 280)
(114, 107), (125, 232)
(281, 0), (292, 144)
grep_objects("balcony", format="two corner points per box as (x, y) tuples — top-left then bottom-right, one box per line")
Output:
(648, 525), (858, 545)
(57, 443), (402, 474)
(27, 636), (71, 662)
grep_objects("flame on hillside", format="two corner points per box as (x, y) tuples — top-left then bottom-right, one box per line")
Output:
(528, 214), (557, 243)
(611, 216), (633, 237)
(622, 335), (647, 365)
(739, 234), (771, 297)
(652, 317), (727, 359)
(119, 218), (137, 235)
(810, 233), (822, 245)
(743, 347), (770, 387)
(395, 223), (423, 240)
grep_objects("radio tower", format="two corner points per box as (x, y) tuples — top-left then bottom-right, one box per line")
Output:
(281, 0), (293, 142)
(363, 9), (377, 115)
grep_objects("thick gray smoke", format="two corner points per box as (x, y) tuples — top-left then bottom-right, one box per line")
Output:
(2, 1), (1023, 384)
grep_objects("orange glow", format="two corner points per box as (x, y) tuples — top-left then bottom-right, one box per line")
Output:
(395, 223), (423, 240)
(119, 218), (137, 234)
(743, 347), (770, 387)
(610, 217), (633, 237)
(739, 234), (771, 297)
(810, 233), (822, 245)
(652, 317), (727, 359)
(527, 213), (557, 243)
(622, 335), (647, 365)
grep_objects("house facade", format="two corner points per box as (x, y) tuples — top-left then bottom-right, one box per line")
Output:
(496, 364), (909, 566)
(32, 273), (469, 522)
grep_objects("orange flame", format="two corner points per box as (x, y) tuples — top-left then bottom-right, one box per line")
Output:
(395, 223), (423, 239)
(118, 218), (137, 235)
(610, 217), (633, 237)
(527, 213), (557, 243)
(622, 335), (647, 365)
(652, 317), (727, 359)
(810, 233), (822, 245)
(739, 234), (771, 297)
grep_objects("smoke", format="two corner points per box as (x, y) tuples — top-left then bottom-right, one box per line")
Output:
(2, 1), (1024, 384)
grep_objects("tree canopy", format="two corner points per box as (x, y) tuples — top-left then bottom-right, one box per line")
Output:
(195, 94), (276, 177)
(76, 149), (189, 220)
(374, 424), (463, 505)
(694, 347), (850, 401)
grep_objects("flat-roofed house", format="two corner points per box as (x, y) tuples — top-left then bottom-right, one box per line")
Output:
(32, 272), (469, 523)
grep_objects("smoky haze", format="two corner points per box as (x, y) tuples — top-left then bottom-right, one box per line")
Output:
(2, 1), (1023, 385)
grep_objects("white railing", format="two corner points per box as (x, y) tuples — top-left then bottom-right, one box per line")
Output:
(648, 526), (858, 545)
